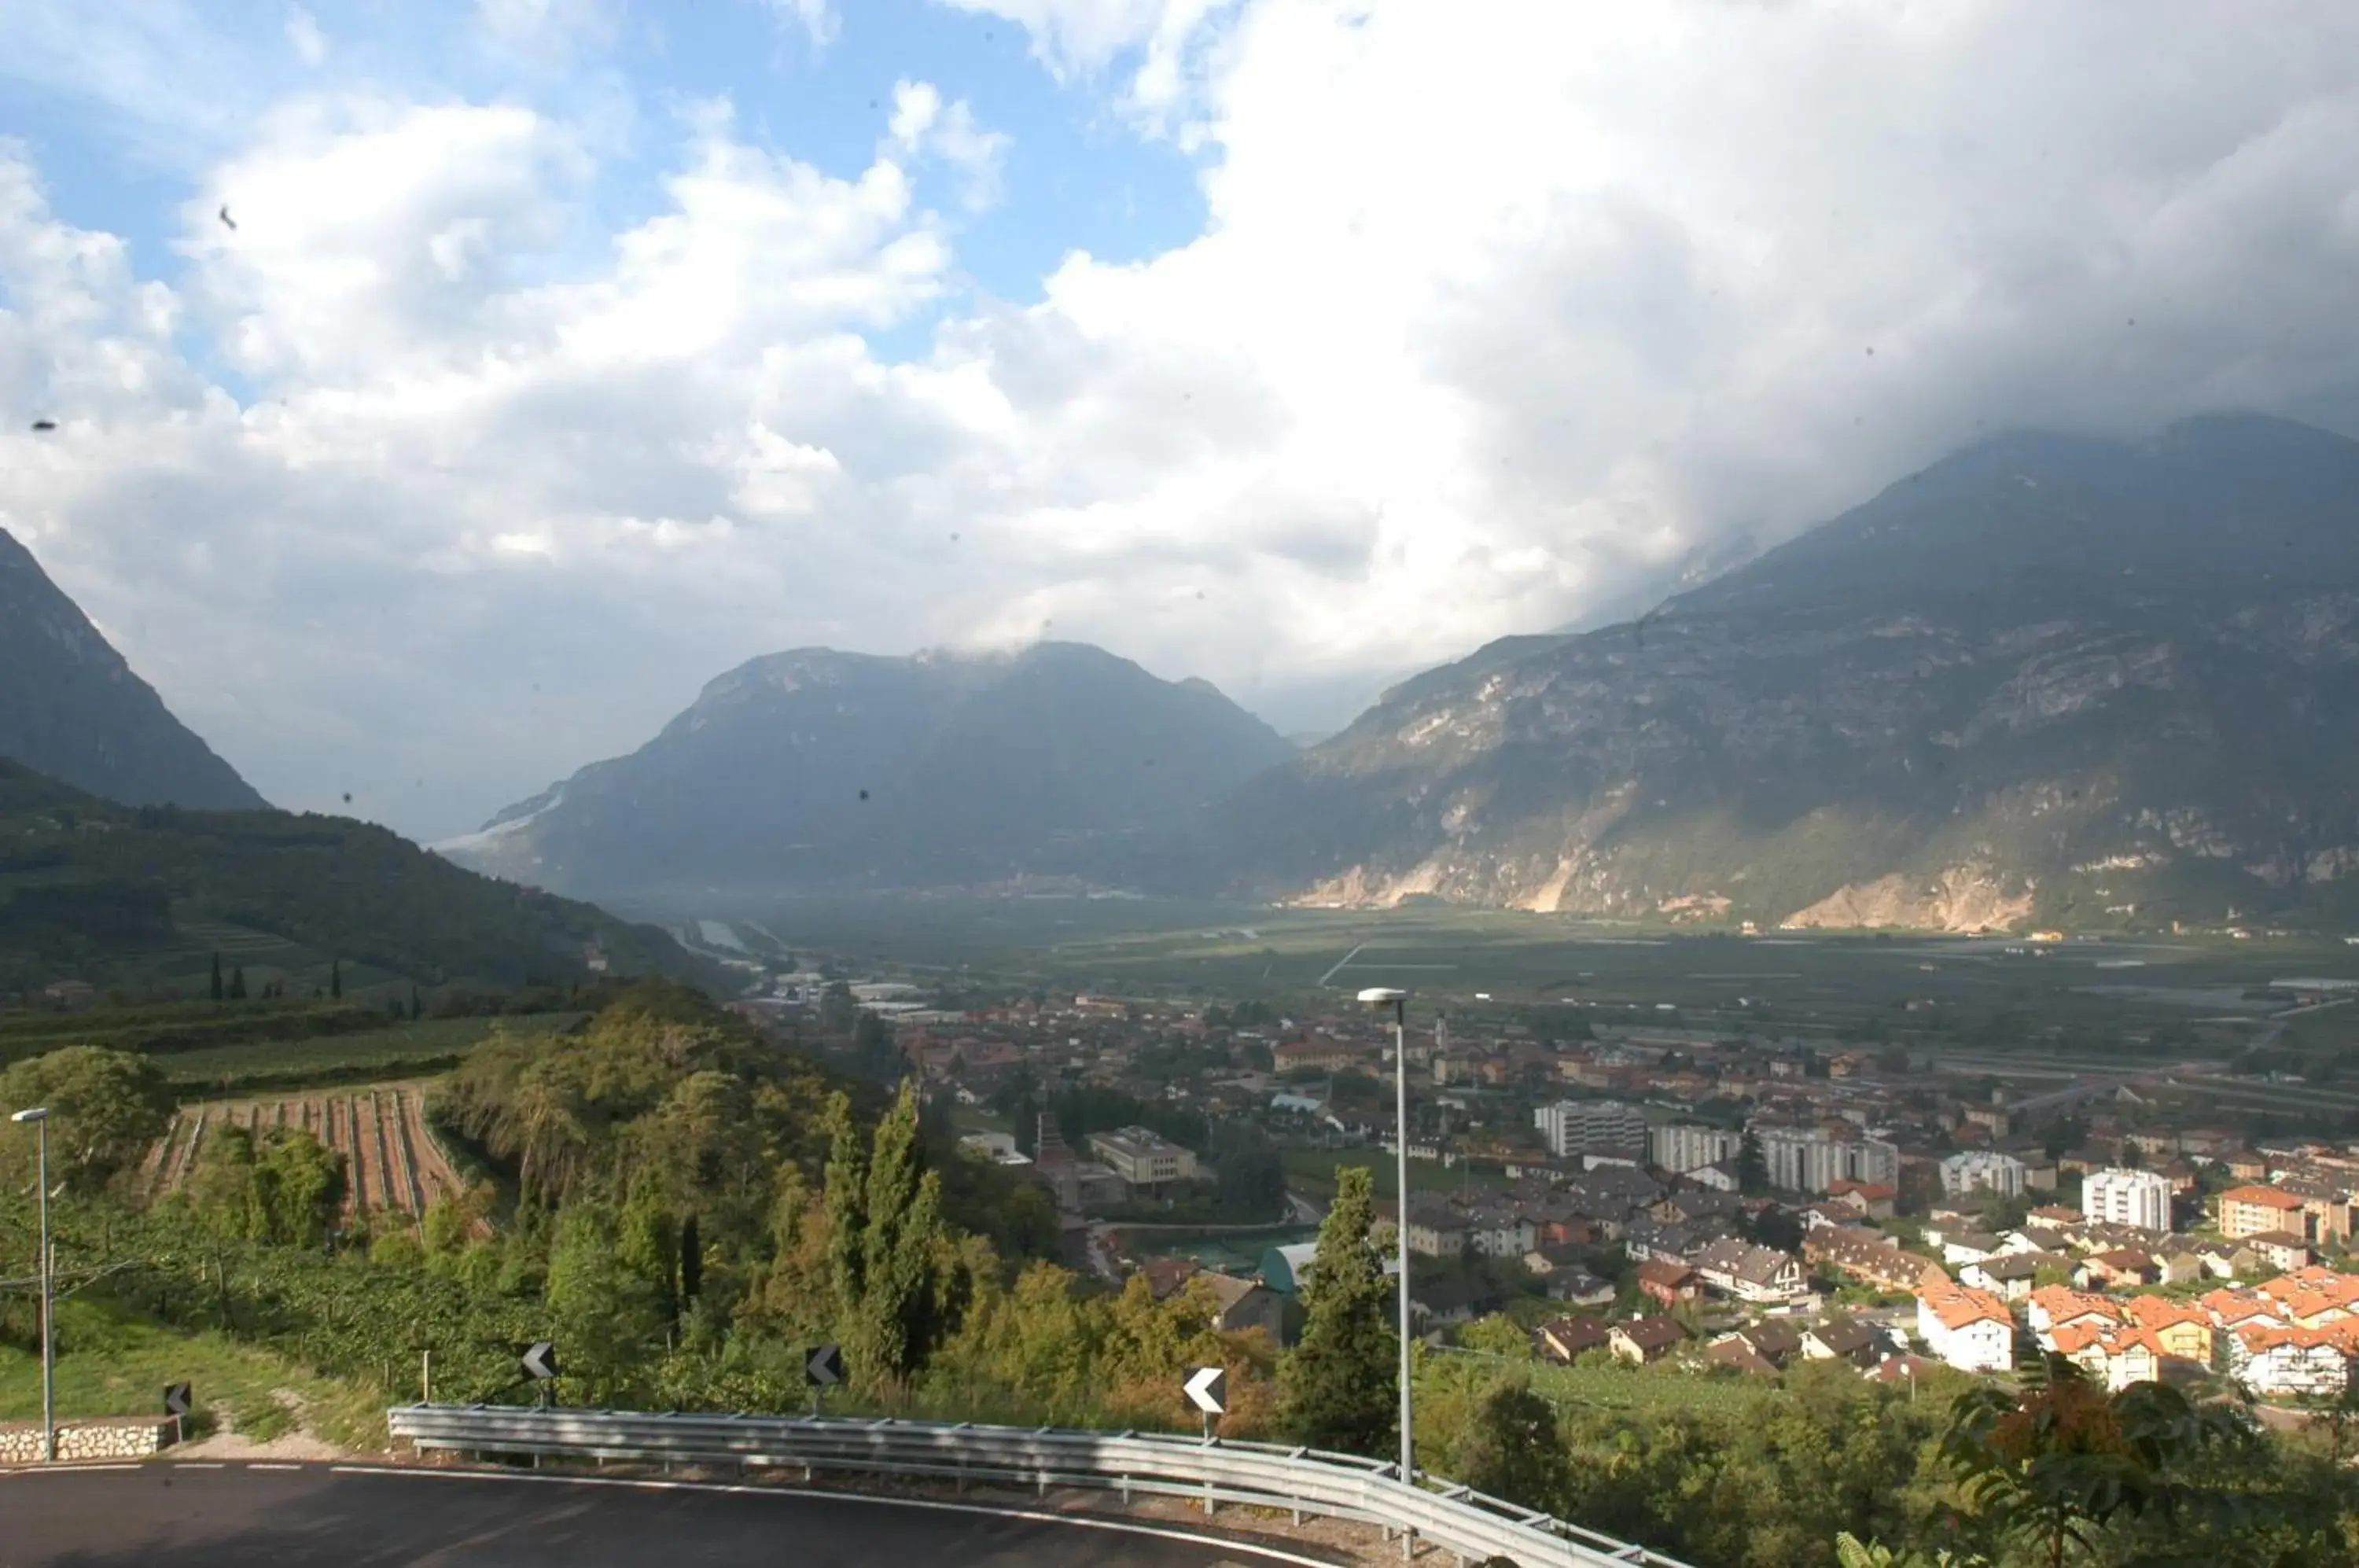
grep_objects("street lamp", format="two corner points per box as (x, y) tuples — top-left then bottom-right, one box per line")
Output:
(12, 1106), (52, 1463)
(1356, 988), (1415, 1490)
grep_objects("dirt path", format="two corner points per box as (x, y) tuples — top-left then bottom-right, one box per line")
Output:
(175, 1389), (348, 1463)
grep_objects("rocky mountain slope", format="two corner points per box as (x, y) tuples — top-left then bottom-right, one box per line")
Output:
(446, 642), (1297, 898)
(1169, 414), (2359, 931)
(0, 526), (265, 811)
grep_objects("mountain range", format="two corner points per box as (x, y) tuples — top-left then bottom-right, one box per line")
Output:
(17, 414), (2359, 937)
(442, 642), (1299, 898)
(1, 525), (266, 812)
(1167, 414), (2359, 929)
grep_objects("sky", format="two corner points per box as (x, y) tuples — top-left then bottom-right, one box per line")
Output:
(5, 1), (2359, 842)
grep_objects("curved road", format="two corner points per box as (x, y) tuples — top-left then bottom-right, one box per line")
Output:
(2, 1463), (1335, 1567)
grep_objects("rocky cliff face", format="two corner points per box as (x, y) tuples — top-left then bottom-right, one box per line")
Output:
(0, 526), (265, 812)
(1172, 416), (2359, 931)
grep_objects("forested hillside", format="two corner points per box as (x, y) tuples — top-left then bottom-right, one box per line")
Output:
(0, 762), (721, 996)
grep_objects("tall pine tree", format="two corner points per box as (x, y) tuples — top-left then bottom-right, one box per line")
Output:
(226, 965), (248, 1001)
(329, 960), (343, 1000)
(1279, 1164), (1400, 1457)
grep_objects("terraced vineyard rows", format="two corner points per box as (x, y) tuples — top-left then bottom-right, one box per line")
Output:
(146, 1085), (469, 1229)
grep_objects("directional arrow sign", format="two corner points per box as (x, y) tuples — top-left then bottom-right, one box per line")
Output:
(164, 1382), (192, 1419)
(806, 1342), (844, 1389)
(1183, 1365), (1227, 1416)
(521, 1342), (559, 1382)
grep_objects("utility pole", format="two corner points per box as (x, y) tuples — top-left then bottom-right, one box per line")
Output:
(13, 1107), (54, 1463)
(1356, 989), (1415, 1498)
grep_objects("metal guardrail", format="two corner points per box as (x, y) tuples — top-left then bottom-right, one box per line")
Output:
(387, 1404), (1695, 1568)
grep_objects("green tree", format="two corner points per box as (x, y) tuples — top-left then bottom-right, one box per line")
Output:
(1280, 1164), (1399, 1458)
(1939, 1357), (2255, 1567)
(1456, 1376), (1573, 1512)
(617, 1182), (681, 1328)
(544, 1202), (667, 1404)
(227, 964), (248, 1001)
(1736, 1130), (1769, 1195)
(210, 951), (224, 1003)
(0, 1046), (173, 1190)
(822, 1091), (868, 1330)
(846, 1080), (957, 1386)
(1456, 1313), (1533, 1359)
(330, 959), (343, 1000)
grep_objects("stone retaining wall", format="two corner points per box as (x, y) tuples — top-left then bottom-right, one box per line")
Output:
(0, 1417), (176, 1464)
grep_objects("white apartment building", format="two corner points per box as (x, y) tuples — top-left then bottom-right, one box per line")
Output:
(1536, 1100), (1647, 1158)
(1756, 1127), (1902, 1194)
(1651, 1124), (1743, 1175)
(1941, 1150), (2029, 1199)
(1085, 1126), (1199, 1187)
(2083, 1168), (2173, 1233)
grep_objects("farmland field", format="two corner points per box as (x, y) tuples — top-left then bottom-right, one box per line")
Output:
(1433, 1346), (1781, 1417)
(689, 890), (2359, 1058)
(156, 1012), (587, 1091)
(144, 1084), (469, 1229)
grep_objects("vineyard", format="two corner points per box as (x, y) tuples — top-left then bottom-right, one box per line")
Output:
(142, 1084), (470, 1229)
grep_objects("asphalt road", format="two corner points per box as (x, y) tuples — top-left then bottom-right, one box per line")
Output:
(0, 1463), (1324, 1568)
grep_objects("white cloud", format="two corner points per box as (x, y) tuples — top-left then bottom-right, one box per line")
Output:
(764, 0), (840, 50)
(285, 8), (328, 66)
(9, 0), (2359, 842)
(938, 0), (1238, 130)
(475, 0), (624, 58)
(888, 79), (1010, 211)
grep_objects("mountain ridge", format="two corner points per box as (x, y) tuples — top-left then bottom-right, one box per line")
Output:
(0, 758), (724, 996)
(1154, 414), (2359, 931)
(0, 525), (267, 812)
(446, 640), (1297, 898)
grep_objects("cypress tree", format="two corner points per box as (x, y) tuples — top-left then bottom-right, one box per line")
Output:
(822, 1091), (868, 1331)
(848, 1080), (951, 1383)
(1279, 1164), (1400, 1456)
(227, 965), (248, 1001)
(330, 960), (343, 1000)
(209, 952), (223, 1003)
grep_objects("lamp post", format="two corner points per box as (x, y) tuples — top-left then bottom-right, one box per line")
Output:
(12, 1106), (53, 1463)
(1356, 988), (1414, 1490)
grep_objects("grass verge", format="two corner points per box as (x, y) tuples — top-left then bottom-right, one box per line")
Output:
(0, 1297), (385, 1452)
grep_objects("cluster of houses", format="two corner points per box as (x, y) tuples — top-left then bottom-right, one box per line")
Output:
(2008, 1267), (2359, 1397)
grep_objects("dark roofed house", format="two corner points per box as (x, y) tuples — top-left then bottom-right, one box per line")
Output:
(1706, 1338), (1782, 1378)
(1961, 1250), (2071, 1302)
(1690, 1236), (1808, 1303)
(1716, 1317), (1805, 1368)
(1412, 1277), (1504, 1329)
(1637, 1258), (1704, 1307)
(1201, 1273), (1286, 1341)
(1610, 1317), (1691, 1365)
(1538, 1316), (1614, 1364)
(2076, 1248), (2162, 1290)
(1139, 1256), (1202, 1301)
(1545, 1264), (1617, 1305)
(1805, 1227), (1932, 1294)
(1802, 1316), (1889, 1367)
